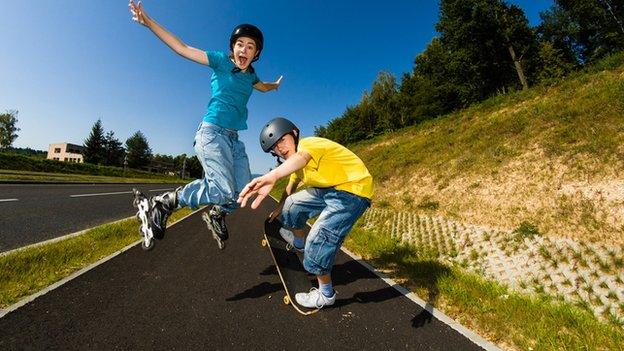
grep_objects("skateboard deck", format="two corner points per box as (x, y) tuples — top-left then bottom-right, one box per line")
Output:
(262, 218), (319, 315)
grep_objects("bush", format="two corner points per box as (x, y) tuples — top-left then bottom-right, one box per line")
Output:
(0, 152), (168, 179)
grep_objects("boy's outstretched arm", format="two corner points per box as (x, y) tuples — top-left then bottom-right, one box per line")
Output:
(129, 0), (208, 65)
(238, 152), (310, 209)
(254, 76), (283, 92)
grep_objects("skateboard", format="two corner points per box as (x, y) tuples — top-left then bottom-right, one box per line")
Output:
(261, 218), (319, 315)
(132, 188), (155, 251)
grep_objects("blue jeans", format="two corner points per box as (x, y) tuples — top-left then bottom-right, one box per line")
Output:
(280, 188), (371, 276)
(177, 122), (251, 213)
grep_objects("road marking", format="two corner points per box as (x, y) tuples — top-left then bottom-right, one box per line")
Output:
(70, 191), (132, 198)
(69, 188), (174, 198)
(0, 198), (18, 202)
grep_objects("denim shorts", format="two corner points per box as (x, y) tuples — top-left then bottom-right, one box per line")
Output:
(280, 188), (371, 276)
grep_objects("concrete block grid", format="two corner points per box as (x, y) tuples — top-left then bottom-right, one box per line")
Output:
(361, 208), (624, 325)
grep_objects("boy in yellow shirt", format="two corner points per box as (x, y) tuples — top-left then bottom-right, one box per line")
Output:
(238, 118), (373, 308)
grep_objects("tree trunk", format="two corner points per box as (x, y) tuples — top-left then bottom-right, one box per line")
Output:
(601, 0), (624, 35)
(507, 44), (529, 90)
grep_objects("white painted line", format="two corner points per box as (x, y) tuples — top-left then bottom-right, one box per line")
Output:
(340, 247), (502, 351)
(70, 191), (132, 198)
(69, 188), (174, 198)
(0, 198), (18, 203)
(266, 195), (500, 350)
(0, 217), (134, 257)
(0, 208), (202, 318)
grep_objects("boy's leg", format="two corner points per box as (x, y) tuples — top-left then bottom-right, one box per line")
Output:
(278, 189), (326, 250)
(295, 190), (370, 309)
(278, 227), (306, 251)
(180, 123), (239, 246)
(177, 124), (238, 210)
(213, 136), (252, 232)
(206, 133), (252, 246)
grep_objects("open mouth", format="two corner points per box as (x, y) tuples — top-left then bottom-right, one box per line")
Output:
(237, 55), (249, 67)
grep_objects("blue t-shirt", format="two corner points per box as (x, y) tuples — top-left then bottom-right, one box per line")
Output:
(203, 51), (260, 130)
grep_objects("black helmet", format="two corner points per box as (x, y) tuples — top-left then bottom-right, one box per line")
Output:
(230, 24), (264, 62)
(260, 117), (299, 153)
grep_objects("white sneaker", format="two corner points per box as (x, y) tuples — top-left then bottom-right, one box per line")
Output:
(295, 288), (336, 309)
(279, 228), (304, 252)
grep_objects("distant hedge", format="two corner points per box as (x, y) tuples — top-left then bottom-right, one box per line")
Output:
(0, 152), (171, 179)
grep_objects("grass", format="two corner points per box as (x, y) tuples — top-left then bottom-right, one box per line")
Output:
(512, 220), (541, 242)
(349, 51), (624, 246)
(0, 208), (193, 308)
(344, 220), (624, 350)
(0, 169), (185, 184)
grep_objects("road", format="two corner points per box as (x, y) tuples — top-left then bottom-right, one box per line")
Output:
(0, 183), (182, 253)
(0, 198), (493, 350)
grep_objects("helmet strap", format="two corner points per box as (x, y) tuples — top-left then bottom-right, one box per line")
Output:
(270, 151), (284, 166)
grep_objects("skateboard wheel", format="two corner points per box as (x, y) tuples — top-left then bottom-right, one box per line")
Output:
(261, 239), (267, 247)
(283, 295), (290, 305)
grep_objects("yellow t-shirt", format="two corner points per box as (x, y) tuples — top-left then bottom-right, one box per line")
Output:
(288, 137), (374, 199)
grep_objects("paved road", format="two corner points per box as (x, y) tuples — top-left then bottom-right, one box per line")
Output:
(0, 199), (488, 350)
(0, 183), (182, 253)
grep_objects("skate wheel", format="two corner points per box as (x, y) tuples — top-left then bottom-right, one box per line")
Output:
(261, 238), (267, 247)
(283, 295), (290, 305)
(142, 240), (155, 251)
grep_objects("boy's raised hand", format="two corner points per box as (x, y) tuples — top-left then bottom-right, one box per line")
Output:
(274, 75), (283, 87)
(129, 0), (148, 26)
(238, 173), (278, 210)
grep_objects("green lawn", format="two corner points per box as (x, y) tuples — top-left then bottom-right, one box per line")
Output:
(0, 169), (185, 184)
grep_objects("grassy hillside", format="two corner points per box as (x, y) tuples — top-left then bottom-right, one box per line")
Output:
(350, 53), (624, 246)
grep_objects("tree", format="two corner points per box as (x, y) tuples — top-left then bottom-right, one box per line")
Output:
(369, 72), (400, 133)
(83, 119), (106, 164)
(535, 41), (577, 83)
(539, 0), (624, 64)
(0, 110), (20, 150)
(413, 37), (462, 113)
(186, 155), (202, 179)
(125, 131), (152, 169)
(535, 5), (581, 67)
(398, 71), (448, 125)
(498, 3), (536, 90)
(436, 0), (538, 102)
(104, 131), (125, 167)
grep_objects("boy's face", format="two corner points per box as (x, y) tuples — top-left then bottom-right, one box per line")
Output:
(272, 133), (297, 159)
(232, 37), (258, 70)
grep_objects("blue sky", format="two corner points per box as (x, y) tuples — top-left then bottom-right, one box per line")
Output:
(1, 0), (552, 174)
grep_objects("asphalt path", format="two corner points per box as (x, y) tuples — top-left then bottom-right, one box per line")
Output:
(0, 198), (488, 350)
(0, 183), (182, 253)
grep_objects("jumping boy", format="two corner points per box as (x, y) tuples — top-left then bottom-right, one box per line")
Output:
(238, 118), (373, 308)
(128, 1), (282, 249)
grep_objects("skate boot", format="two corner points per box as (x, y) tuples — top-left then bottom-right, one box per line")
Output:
(133, 188), (156, 250)
(149, 188), (180, 239)
(132, 188), (179, 250)
(201, 205), (229, 250)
